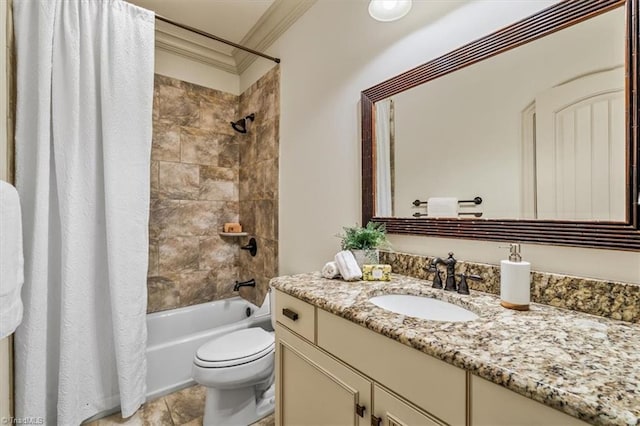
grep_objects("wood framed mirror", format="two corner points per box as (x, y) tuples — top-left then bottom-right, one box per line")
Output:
(361, 0), (639, 251)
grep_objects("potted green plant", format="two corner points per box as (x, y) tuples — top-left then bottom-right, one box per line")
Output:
(339, 222), (389, 268)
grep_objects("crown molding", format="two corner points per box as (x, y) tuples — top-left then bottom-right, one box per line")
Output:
(152, 0), (315, 75)
(155, 25), (238, 74)
(234, 0), (317, 73)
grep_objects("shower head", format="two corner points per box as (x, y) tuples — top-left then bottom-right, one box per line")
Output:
(231, 113), (255, 134)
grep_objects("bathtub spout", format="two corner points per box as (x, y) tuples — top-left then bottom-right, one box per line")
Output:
(234, 279), (256, 291)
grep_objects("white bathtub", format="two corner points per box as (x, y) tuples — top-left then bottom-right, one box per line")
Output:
(146, 295), (271, 400)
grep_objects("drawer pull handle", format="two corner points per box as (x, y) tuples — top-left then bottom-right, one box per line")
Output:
(371, 415), (382, 426)
(282, 308), (299, 321)
(356, 404), (366, 417)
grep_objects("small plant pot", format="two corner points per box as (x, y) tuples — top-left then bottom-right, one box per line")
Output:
(350, 249), (379, 269)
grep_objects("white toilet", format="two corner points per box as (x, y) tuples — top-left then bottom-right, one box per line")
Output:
(192, 291), (276, 426)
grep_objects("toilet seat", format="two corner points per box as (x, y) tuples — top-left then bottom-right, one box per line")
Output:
(195, 328), (275, 368)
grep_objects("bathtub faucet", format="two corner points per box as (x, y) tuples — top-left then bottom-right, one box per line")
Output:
(234, 279), (256, 291)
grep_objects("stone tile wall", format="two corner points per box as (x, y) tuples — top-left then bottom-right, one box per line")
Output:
(380, 250), (640, 323)
(147, 75), (241, 313)
(146, 70), (280, 313)
(237, 67), (280, 307)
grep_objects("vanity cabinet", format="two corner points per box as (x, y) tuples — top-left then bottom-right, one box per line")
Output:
(274, 290), (450, 425)
(275, 324), (443, 426)
(274, 289), (589, 426)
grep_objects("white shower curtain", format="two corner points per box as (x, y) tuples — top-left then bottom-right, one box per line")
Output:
(375, 99), (393, 216)
(13, 0), (154, 424)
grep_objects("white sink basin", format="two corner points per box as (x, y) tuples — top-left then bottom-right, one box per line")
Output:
(369, 294), (479, 322)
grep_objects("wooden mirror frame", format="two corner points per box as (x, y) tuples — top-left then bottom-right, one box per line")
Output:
(362, 0), (640, 251)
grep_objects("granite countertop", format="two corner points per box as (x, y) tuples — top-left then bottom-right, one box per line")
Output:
(270, 273), (640, 426)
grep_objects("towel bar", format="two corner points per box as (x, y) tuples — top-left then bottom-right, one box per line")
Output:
(412, 212), (483, 218)
(412, 196), (482, 207)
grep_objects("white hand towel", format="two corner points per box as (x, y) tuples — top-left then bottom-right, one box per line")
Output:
(334, 251), (362, 281)
(0, 181), (24, 339)
(321, 261), (341, 279)
(427, 197), (458, 218)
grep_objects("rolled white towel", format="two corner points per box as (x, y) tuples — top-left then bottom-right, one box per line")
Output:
(334, 250), (362, 281)
(321, 261), (341, 279)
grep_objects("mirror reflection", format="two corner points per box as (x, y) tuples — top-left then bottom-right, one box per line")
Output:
(375, 6), (625, 221)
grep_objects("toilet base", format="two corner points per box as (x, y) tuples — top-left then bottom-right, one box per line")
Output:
(203, 383), (275, 426)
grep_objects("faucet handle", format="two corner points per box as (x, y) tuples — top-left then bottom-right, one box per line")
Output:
(430, 266), (442, 289)
(423, 260), (444, 289)
(456, 273), (483, 295)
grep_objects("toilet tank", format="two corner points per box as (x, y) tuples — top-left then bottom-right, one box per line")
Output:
(251, 289), (274, 331)
(269, 289), (275, 329)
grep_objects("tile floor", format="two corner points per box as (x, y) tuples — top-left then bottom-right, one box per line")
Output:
(86, 385), (274, 426)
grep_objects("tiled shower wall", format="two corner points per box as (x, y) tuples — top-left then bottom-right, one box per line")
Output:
(238, 67), (280, 307)
(147, 75), (241, 313)
(146, 69), (280, 313)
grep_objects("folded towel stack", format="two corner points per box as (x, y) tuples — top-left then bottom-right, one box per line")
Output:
(334, 250), (362, 281)
(321, 261), (341, 279)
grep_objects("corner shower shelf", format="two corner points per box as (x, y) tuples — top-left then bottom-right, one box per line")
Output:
(219, 232), (249, 237)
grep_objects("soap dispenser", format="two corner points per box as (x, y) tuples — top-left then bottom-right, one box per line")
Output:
(500, 243), (531, 311)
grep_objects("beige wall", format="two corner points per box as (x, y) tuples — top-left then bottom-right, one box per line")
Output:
(0, 0), (12, 419)
(240, 0), (640, 284)
(155, 49), (240, 95)
(0, 0), (8, 179)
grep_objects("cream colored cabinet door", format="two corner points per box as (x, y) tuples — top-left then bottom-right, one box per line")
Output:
(373, 384), (445, 426)
(471, 375), (589, 426)
(275, 324), (372, 426)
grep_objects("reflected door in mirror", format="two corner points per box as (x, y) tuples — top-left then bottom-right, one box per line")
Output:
(533, 67), (624, 220)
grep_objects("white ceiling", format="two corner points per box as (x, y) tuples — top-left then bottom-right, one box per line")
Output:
(127, 0), (314, 73)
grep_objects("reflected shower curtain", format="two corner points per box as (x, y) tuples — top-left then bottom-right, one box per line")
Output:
(13, 0), (154, 424)
(375, 99), (393, 216)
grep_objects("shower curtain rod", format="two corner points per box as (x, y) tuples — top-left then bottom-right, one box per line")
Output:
(155, 14), (281, 64)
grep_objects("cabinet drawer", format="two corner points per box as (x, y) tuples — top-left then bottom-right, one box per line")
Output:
(317, 308), (467, 426)
(275, 290), (316, 343)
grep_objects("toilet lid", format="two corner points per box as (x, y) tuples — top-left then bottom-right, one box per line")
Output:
(195, 328), (274, 367)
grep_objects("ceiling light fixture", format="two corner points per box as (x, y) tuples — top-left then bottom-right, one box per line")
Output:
(368, 0), (412, 22)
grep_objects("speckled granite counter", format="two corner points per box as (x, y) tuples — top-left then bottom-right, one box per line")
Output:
(270, 273), (640, 426)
